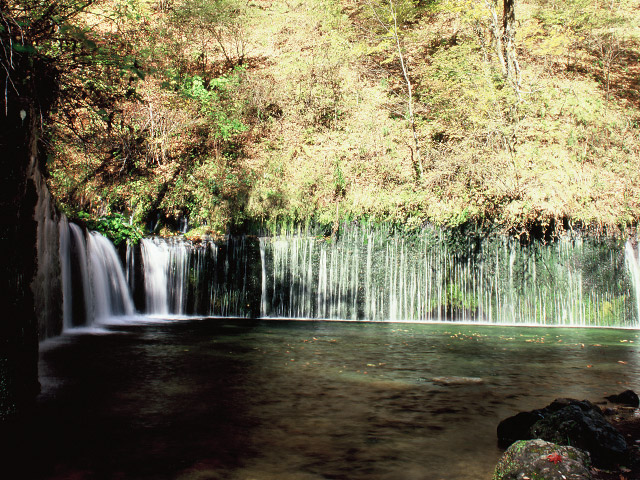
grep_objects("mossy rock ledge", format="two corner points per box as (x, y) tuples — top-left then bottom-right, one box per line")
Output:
(494, 439), (592, 480)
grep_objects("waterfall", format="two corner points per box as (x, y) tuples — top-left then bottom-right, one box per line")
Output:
(179, 217), (189, 234)
(625, 239), (640, 322)
(47, 220), (640, 331)
(137, 236), (254, 318)
(260, 238), (268, 318)
(59, 215), (73, 330)
(140, 237), (171, 314)
(258, 224), (637, 327)
(126, 241), (135, 291)
(56, 222), (135, 329)
(86, 232), (135, 321)
(140, 237), (190, 315)
(69, 223), (94, 326)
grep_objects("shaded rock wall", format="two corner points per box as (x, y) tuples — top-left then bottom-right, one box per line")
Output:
(0, 101), (42, 421)
(0, 29), (59, 420)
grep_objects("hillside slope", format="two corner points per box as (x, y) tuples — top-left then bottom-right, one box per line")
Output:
(45, 0), (640, 237)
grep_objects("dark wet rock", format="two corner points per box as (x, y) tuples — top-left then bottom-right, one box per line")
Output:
(498, 398), (628, 468)
(544, 398), (601, 413)
(605, 390), (640, 408)
(497, 411), (544, 447)
(531, 404), (628, 467)
(494, 439), (592, 480)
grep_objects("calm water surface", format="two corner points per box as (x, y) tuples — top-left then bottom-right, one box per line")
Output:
(22, 319), (640, 479)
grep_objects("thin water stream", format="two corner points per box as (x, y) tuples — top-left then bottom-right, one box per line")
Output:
(20, 319), (640, 480)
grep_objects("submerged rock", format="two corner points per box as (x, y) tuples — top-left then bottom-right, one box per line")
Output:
(430, 376), (484, 385)
(494, 439), (592, 480)
(497, 398), (628, 468)
(605, 389), (640, 407)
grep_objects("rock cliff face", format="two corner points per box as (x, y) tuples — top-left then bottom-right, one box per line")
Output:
(0, 39), (59, 421)
(0, 101), (41, 422)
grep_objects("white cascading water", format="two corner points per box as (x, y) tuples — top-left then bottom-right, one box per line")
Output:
(59, 215), (73, 330)
(625, 239), (640, 323)
(56, 222), (135, 331)
(259, 238), (268, 318)
(86, 231), (135, 321)
(140, 237), (190, 315)
(69, 223), (94, 325)
(48, 219), (640, 333)
(138, 236), (251, 317)
(259, 224), (637, 326)
(140, 237), (171, 314)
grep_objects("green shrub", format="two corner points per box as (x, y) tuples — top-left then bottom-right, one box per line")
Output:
(179, 69), (248, 140)
(77, 212), (144, 246)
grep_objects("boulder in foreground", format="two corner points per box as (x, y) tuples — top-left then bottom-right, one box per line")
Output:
(497, 398), (628, 467)
(494, 439), (592, 480)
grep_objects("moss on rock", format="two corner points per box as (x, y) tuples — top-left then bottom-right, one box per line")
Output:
(494, 439), (592, 480)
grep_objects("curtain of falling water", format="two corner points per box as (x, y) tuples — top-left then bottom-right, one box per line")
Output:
(54, 221), (640, 330)
(259, 224), (638, 327)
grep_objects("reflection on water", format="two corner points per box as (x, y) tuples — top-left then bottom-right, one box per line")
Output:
(26, 320), (640, 479)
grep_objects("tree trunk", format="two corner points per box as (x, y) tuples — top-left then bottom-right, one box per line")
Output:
(485, 0), (506, 77)
(502, 0), (521, 95)
(388, 0), (423, 179)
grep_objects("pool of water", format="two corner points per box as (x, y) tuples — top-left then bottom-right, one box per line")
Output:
(17, 319), (640, 479)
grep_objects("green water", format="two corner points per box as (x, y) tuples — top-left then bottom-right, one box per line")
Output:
(33, 319), (640, 480)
